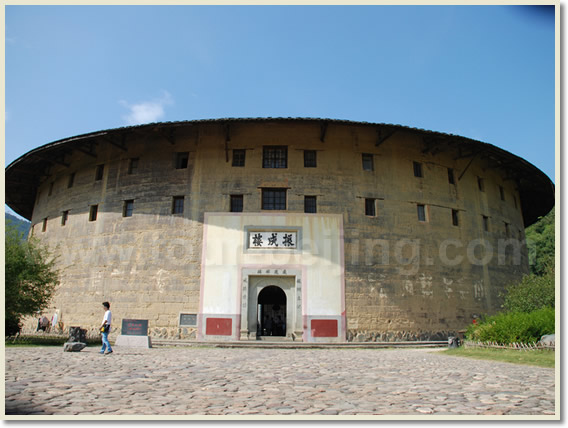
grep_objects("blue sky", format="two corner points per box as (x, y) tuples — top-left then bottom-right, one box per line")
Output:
(5, 5), (556, 218)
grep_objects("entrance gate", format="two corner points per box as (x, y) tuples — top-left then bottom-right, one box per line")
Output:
(257, 286), (286, 337)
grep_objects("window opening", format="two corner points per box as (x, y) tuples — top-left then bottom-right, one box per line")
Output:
(95, 165), (104, 181)
(304, 150), (317, 168)
(175, 152), (189, 169)
(417, 204), (426, 222)
(362, 153), (374, 171)
(172, 196), (184, 215)
(365, 198), (376, 217)
(230, 195), (243, 212)
(452, 209), (459, 226)
(263, 146), (287, 168)
(232, 149), (246, 167)
(413, 162), (423, 178)
(262, 188), (287, 210)
(304, 196), (317, 213)
(89, 205), (98, 222)
(448, 168), (455, 185)
(123, 200), (134, 217)
(128, 158), (139, 174)
(61, 211), (69, 226)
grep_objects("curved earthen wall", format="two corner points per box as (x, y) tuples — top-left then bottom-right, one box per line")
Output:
(15, 120), (535, 341)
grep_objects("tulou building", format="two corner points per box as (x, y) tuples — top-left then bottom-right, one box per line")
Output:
(6, 118), (554, 343)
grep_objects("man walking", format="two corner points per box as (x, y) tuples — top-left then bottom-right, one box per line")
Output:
(100, 302), (113, 355)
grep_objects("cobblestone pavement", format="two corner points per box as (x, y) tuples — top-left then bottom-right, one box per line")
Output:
(5, 346), (556, 417)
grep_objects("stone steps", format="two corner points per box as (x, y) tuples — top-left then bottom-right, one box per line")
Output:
(151, 340), (448, 349)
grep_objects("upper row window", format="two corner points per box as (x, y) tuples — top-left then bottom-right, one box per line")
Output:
(362, 153), (374, 171)
(175, 152), (189, 169)
(95, 164), (104, 181)
(233, 147), (316, 168)
(263, 146), (287, 169)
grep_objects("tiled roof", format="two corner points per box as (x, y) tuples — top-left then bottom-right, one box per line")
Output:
(5, 117), (554, 225)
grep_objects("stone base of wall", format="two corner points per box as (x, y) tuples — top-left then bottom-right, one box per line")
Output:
(346, 330), (455, 342)
(149, 327), (197, 341)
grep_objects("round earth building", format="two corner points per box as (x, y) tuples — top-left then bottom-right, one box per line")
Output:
(6, 118), (554, 342)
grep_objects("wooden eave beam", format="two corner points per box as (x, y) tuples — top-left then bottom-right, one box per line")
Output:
(159, 128), (176, 145)
(320, 121), (328, 143)
(32, 153), (70, 168)
(454, 147), (480, 160)
(422, 135), (447, 155)
(102, 134), (128, 152)
(75, 141), (98, 158)
(225, 123), (231, 162)
(375, 127), (396, 147)
(457, 152), (478, 181)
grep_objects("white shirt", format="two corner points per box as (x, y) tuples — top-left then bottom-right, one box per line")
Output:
(103, 309), (112, 327)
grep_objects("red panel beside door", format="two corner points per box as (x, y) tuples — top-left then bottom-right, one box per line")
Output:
(311, 319), (338, 337)
(206, 318), (232, 336)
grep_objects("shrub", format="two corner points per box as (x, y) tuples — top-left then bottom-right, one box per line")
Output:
(502, 264), (555, 313)
(466, 307), (555, 344)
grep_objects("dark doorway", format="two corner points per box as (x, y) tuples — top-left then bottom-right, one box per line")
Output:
(257, 286), (286, 337)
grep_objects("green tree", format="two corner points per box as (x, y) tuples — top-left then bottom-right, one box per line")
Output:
(5, 223), (59, 336)
(526, 207), (555, 275)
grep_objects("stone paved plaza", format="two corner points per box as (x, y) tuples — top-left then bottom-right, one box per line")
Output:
(5, 345), (556, 418)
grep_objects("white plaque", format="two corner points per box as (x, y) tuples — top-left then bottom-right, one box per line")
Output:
(248, 231), (297, 249)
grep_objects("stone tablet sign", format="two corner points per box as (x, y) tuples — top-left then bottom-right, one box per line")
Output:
(179, 313), (197, 327)
(248, 231), (297, 249)
(121, 319), (148, 336)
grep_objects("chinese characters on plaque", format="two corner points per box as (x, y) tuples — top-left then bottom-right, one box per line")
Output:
(249, 231), (297, 249)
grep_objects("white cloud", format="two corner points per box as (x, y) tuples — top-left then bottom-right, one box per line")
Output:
(120, 91), (173, 125)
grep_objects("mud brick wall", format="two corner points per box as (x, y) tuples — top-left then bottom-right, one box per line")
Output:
(22, 121), (529, 340)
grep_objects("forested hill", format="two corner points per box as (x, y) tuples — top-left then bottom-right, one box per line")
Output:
(5, 213), (31, 238)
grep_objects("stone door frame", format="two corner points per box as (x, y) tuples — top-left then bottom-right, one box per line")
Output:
(240, 267), (303, 340)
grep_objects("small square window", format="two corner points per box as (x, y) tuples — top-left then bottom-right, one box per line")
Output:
(499, 185), (505, 201)
(452, 209), (459, 226)
(95, 165), (104, 181)
(232, 150), (246, 167)
(123, 200), (134, 217)
(262, 188), (287, 210)
(61, 210), (69, 226)
(362, 153), (374, 171)
(483, 215), (489, 232)
(128, 158), (139, 174)
(413, 162), (423, 178)
(478, 177), (485, 192)
(42, 218), (48, 232)
(365, 198), (376, 217)
(448, 168), (455, 185)
(304, 196), (317, 213)
(263, 146), (287, 168)
(230, 195), (243, 212)
(89, 205), (98, 222)
(175, 152), (189, 169)
(68, 173), (75, 188)
(417, 204), (427, 222)
(172, 196), (185, 215)
(304, 150), (317, 168)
